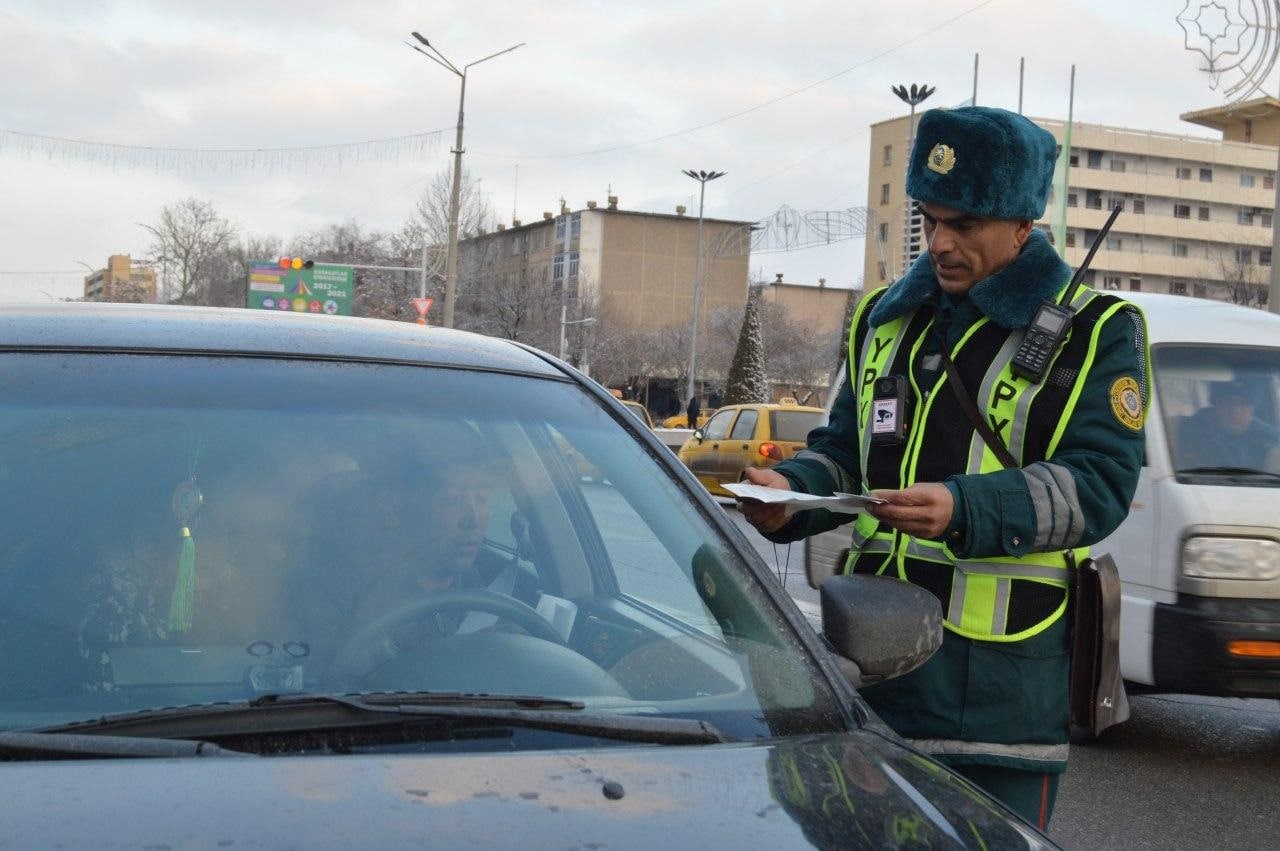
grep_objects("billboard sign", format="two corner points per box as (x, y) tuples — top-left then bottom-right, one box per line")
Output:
(247, 260), (354, 316)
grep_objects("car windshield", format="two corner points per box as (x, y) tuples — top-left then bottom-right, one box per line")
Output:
(771, 410), (823, 442)
(0, 351), (843, 741)
(1156, 344), (1280, 479)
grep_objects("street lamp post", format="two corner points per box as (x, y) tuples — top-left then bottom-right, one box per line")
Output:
(559, 304), (596, 362)
(890, 84), (936, 269)
(681, 168), (726, 405)
(407, 32), (524, 329)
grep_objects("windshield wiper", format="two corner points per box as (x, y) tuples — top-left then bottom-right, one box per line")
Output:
(1177, 466), (1280, 480)
(32, 691), (731, 747)
(0, 730), (240, 761)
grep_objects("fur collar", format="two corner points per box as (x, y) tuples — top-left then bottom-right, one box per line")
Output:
(868, 228), (1070, 329)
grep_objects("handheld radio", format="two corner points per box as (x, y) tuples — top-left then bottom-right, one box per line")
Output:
(1010, 205), (1123, 383)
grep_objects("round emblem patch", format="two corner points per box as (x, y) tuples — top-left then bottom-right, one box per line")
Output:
(1110, 377), (1144, 431)
(927, 143), (956, 175)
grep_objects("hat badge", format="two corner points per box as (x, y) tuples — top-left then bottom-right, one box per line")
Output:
(927, 143), (956, 175)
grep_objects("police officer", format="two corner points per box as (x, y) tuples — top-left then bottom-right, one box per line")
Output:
(742, 106), (1150, 830)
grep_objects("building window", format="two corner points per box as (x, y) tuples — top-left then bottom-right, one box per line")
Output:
(1174, 204), (1190, 219)
(1242, 173), (1256, 188)
(1086, 190), (1102, 210)
(511, 235), (521, 255)
(880, 183), (890, 205)
(570, 212), (581, 239)
(1176, 166), (1192, 180)
(883, 144), (892, 166)
(1067, 193), (1078, 208)
(1194, 283), (1208, 298)
(1087, 150), (1102, 169)
(568, 251), (580, 279)
(1267, 173), (1276, 189)
(1237, 248), (1254, 264)
(1106, 236), (1123, 251)
(1103, 275), (1122, 290)
(1172, 241), (1189, 258)
(555, 216), (566, 240)
(1133, 198), (1145, 214)
(1110, 159), (1126, 173)
(878, 222), (888, 242)
(1238, 208), (1255, 225)
(1198, 206), (1210, 221)
(1262, 249), (1273, 266)
(1200, 167), (1213, 182)
(1129, 278), (1142, 291)
(1169, 281), (1188, 295)
(1065, 231), (1077, 248)
(1069, 152), (1079, 167)
(1263, 213), (1273, 228)
(553, 252), (564, 281)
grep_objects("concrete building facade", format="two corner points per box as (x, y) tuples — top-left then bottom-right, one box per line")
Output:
(83, 254), (157, 303)
(865, 103), (1279, 304)
(456, 197), (754, 333)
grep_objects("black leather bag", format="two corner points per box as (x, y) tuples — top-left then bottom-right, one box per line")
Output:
(1067, 552), (1130, 737)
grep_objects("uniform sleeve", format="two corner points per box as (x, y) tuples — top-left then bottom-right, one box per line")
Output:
(759, 358), (866, 543)
(944, 306), (1148, 559)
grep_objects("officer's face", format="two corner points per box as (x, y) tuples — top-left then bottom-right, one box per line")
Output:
(919, 202), (1033, 294)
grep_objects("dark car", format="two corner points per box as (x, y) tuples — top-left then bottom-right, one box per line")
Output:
(0, 303), (1052, 849)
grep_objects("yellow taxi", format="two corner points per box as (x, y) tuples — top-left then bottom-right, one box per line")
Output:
(676, 400), (824, 496)
(661, 412), (711, 429)
(621, 400), (654, 429)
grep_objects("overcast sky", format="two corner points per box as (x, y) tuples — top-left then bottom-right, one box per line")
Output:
(0, 0), (1245, 302)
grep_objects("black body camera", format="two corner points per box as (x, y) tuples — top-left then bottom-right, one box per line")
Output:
(870, 375), (910, 445)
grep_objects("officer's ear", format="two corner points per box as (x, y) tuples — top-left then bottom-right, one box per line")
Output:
(1012, 219), (1034, 249)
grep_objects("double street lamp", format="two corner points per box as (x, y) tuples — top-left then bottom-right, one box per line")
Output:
(406, 32), (524, 328)
(682, 168), (726, 405)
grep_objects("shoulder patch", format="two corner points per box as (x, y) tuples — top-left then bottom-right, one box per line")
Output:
(1110, 376), (1144, 431)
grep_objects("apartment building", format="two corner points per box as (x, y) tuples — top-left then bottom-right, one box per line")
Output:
(82, 254), (157, 303)
(865, 100), (1280, 303)
(760, 274), (855, 341)
(456, 196), (754, 333)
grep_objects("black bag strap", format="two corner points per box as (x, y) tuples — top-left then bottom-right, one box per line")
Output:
(935, 333), (1019, 469)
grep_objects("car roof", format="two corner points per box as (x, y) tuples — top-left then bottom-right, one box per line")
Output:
(716, 403), (826, 412)
(1123, 292), (1280, 348)
(0, 302), (564, 376)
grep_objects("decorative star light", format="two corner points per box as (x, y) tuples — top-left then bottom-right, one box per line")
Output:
(1177, 0), (1280, 102)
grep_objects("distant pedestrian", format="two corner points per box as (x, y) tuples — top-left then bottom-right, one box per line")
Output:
(686, 395), (701, 429)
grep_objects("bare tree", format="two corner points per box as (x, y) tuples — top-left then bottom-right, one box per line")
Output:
(141, 198), (238, 304)
(1208, 244), (1267, 307)
(396, 167), (497, 257)
(291, 220), (420, 321)
(203, 234), (283, 308)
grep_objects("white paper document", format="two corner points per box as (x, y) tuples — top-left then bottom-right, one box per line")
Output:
(722, 482), (888, 516)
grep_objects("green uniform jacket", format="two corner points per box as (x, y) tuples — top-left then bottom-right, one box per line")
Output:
(767, 230), (1149, 772)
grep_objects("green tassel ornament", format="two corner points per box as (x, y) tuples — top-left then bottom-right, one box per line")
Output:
(168, 526), (197, 633)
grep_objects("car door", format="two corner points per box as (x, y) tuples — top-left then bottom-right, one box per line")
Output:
(689, 408), (737, 482)
(720, 407), (760, 482)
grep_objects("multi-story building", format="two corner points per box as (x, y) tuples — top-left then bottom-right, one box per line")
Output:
(760, 274), (855, 341)
(456, 196), (754, 333)
(83, 254), (157, 303)
(865, 101), (1279, 304)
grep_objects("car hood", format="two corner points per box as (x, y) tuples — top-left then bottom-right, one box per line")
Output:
(0, 730), (1052, 849)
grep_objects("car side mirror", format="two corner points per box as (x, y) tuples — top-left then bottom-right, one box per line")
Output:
(693, 428), (704, 442)
(820, 574), (941, 687)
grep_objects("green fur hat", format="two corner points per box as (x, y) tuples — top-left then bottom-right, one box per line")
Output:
(906, 106), (1058, 220)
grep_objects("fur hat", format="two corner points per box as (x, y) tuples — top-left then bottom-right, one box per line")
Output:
(906, 106), (1058, 220)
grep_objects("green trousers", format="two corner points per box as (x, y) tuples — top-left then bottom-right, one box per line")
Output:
(950, 764), (1061, 832)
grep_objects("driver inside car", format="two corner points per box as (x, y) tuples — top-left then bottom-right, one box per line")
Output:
(299, 424), (543, 679)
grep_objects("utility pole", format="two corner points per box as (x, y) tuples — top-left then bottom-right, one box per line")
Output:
(681, 169), (726, 404)
(406, 32), (524, 328)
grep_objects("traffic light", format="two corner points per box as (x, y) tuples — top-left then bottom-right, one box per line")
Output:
(277, 257), (315, 270)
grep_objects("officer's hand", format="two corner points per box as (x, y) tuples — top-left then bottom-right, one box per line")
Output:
(738, 467), (791, 534)
(866, 482), (954, 540)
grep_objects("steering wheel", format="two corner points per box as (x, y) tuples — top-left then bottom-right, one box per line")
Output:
(323, 588), (564, 688)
